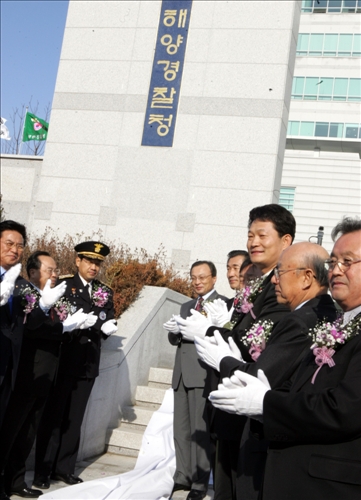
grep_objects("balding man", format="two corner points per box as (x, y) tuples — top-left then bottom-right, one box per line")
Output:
(197, 242), (337, 500)
(209, 217), (361, 500)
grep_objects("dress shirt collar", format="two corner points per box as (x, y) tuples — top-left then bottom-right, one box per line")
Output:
(200, 289), (215, 300)
(78, 273), (92, 288)
(343, 305), (361, 325)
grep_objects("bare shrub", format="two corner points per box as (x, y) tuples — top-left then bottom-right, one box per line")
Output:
(23, 228), (193, 318)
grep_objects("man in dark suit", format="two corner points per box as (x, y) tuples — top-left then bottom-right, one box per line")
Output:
(179, 204), (295, 500)
(196, 241), (337, 499)
(164, 261), (227, 500)
(0, 220), (28, 429)
(226, 250), (249, 293)
(0, 251), (89, 499)
(34, 241), (116, 488)
(209, 217), (361, 500)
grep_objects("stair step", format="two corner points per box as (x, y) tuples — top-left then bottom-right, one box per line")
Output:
(122, 405), (154, 427)
(107, 426), (144, 452)
(106, 368), (174, 458)
(148, 367), (173, 385)
(135, 385), (167, 405)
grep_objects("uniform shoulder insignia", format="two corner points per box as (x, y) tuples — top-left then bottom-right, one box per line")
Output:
(59, 274), (74, 279)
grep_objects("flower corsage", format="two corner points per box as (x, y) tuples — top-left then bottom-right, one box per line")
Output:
(20, 286), (40, 323)
(309, 315), (361, 383)
(242, 319), (274, 361)
(53, 297), (72, 321)
(92, 283), (111, 308)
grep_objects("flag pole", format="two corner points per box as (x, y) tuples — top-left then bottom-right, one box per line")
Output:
(18, 107), (28, 155)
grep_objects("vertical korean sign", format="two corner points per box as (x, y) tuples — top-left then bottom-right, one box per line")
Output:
(141, 0), (193, 147)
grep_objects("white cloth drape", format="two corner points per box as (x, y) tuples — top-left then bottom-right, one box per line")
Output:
(41, 389), (175, 500)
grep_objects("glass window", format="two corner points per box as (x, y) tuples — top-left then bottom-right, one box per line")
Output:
(279, 187), (296, 213)
(300, 122), (315, 136)
(297, 34), (309, 55)
(328, 0), (342, 11)
(315, 122), (329, 137)
(338, 34), (353, 55)
(314, 0), (327, 12)
(329, 123), (344, 137)
(309, 34), (324, 55)
(352, 34), (361, 56)
(292, 77), (305, 98)
(333, 78), (348, 100)
(342, 0), (357, 12)
(348, 79), (361, 99)
(345, 123), (359, 138)
(324, 34), (338, 55)
(317, 78), (334, 100)
(288, 122), (300, 135)
(304, 77), (319, 99)
(301, 0), (313, 12)
(357, 0), (361, 13)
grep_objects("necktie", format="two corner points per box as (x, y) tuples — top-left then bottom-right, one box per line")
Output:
(195, 297), (204, 312)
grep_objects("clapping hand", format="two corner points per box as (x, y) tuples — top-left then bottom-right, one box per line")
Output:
(194, 330), (242, 371)
(175, 309), (212, 341)
(0, 263), (21, 306)
(62, 309), (88, 333)
(40, 279), (67, 309)
(209, 369), (271, 417)
(80, 312), (98, 329)
(203, 299), (232, 327)
(163, 316), (181, 334)
(101, 319), (118, 336)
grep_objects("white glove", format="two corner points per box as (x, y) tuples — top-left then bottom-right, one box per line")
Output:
(228, 337), (244, 363)
(175, 309), (212, 341)
(62, 308), (88, 333)
(0, 263), (21, 306)
(208, 369), (271, 417)
(39, 279), (67, 309)
(79, 312), (98, 329)
(163, 316), (180, 334)
(194, 330), (240, 371)
(101, 319), (118, 336)
(203, 299), (232, 327)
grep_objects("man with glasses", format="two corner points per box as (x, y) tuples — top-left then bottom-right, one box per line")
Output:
(34, 241), (116, 490)
(209, 217), (361, 500)
(176, 204), (295, 500)
(164, 261), (227, 500)
(0, 251), (91, 499)
(197, 241), (337, 500)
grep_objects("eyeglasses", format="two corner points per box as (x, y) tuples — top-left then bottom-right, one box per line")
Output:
(191, 274), (212, 283)
(2, 240), (25, 251)
(273, 267), (307, 280)
(324, 259), (361, 273)
(43, 267), (61, 276)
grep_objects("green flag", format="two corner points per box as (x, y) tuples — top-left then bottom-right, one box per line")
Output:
(22, 112), (49, 142)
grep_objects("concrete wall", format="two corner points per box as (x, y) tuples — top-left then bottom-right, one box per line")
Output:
(0, 1), (301, 295)
(77, 285), (188, 460)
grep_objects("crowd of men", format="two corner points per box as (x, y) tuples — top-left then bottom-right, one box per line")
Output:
(0, 220), (117, 500)
(1, 206), (360, 500)
(164, 204), (361, 500)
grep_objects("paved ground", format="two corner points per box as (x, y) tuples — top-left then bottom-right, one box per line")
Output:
(14, 453), (214, 499)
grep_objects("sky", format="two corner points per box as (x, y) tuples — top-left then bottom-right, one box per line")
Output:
(1, 0), (69, 126)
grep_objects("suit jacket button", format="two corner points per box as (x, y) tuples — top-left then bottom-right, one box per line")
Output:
(88, 339), (91, 342)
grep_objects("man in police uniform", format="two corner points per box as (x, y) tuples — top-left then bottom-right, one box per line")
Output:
(34, 241), (117, 489)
